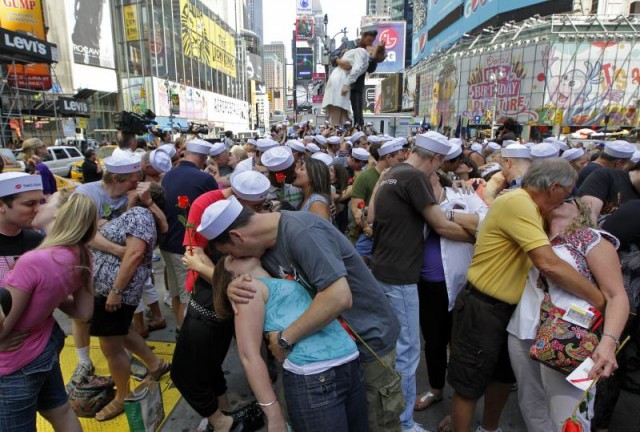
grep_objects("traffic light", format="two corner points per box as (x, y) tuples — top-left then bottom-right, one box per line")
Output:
(486, 109), (492, 120)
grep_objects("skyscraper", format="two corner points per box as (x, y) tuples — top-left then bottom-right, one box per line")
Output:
(264, 42), (287, 114)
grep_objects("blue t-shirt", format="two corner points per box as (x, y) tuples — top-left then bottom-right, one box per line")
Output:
(74, 181), (128, 220)
(160, 161), (218, 254)
(260, 278), (357, 366)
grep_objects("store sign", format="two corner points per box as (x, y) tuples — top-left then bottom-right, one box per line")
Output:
(123, 4), (140, 41)
(363, 85), (376, 112)
(65, 0), (116, 69)
(57, 97), (91, 117)
(0, 0), (52, 90)
(296, 0), (313, 15)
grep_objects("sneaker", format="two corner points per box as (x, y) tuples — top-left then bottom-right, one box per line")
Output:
(65, 362), (94, 392)
(163, 292), (171, 308)
(152, 253), (161, 262)
(130, 356), (148, 381)
(403, 423), (432, 432)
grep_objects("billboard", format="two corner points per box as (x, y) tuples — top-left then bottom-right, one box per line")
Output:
(296, 0), (313, 15)
(180, 0), (237, 78)
(66, 0), (116, 68)
(296, 18), (314, 41)
(380, 74), (402, 113)
(0, 0), (52, 90)
(412, 0), (429, 65)
(296, 47), (313, 81)
(373, 21), (406, 74)
(402, 69), (418, 111)
(422, 0), (558, 59)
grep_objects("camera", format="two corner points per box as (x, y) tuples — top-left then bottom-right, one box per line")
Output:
(115, 110), (157, 135)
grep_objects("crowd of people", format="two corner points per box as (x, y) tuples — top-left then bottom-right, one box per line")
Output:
(0, 118), (638, 432)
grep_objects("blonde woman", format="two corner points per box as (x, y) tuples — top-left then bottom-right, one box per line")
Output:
(228, 145), (248, 170)
(0, 194), (97, 432)
(21, 138), (57, 195)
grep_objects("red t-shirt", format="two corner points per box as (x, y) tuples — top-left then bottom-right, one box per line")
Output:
(183, 189), (226, 292)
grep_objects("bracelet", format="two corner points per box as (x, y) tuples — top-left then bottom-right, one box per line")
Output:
(602, 332), (620, 346)
(447, 210), (455, 222)
(258, 399), (278, 407)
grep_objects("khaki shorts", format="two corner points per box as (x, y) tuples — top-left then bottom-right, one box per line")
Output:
(161, 250), (189, 304)
(362, 348), (404, 432)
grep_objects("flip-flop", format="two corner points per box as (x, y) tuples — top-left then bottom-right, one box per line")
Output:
(414, 391), (443, 411)
(95, 399), (124, 421)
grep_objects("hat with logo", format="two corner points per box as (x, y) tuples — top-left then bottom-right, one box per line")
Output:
(350, 131), (366, 143)
(327, 136), (341, 146)
(311, 152), (334, 166)
(603, 140), (636, 159)
(445, 144), (463, 161)
(209, 142), (226, 157)
(415, 131), (451, 155)
(0, 172), (43, 198)
(314, 135), (327, 146)
(256, 138), (279, 153)
(501, 143), (531, 159)
(186, 138), (213, 155)
(158, 144), (177, 158)
(197, 196), (243, 240)
(148, 149), (172, 173)
(352, 147), (370, 162)
(104, 151), (143, 173)
(306, 143), (320, 153)
(261, 146), (295, 172)
(231, 170), (270, 202)
(286, 140), (307, 153)
(378, 140), (404, 156)
(561, 148), (586, 162)
(531, 143), (560, 159)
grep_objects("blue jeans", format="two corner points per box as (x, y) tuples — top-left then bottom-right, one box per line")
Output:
(0, 322), (67, 432)
(354, 234), (374, 258)
(283, 358), (368, 432)
(378, 281), (420, 429)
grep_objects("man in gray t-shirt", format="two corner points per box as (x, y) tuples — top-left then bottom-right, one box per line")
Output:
(211, 209), (403, 432)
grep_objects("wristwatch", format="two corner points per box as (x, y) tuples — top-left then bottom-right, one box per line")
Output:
(111, 288), (124, 295)
(277, 330), (293, 351)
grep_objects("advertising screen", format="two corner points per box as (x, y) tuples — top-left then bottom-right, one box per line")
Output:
(65, 0), (116, 69)
(373, 21), (406, 74)
(296, 47), (314, 81)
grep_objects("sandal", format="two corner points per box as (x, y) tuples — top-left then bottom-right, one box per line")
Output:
(95, 399), (124, 421)
(148, 319), (167, 332)
(414, 391), (443, 411)
(438, 415), (453, 432)
(149, 359), (171, 381)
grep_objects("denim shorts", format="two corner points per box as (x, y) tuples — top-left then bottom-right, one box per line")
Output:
(0, 322), (67, 431)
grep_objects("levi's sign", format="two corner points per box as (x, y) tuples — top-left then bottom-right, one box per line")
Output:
(57, 97), (91, 117)
(0, 28), (56, 63)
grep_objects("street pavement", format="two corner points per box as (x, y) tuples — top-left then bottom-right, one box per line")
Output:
(53, 253), (543, 432)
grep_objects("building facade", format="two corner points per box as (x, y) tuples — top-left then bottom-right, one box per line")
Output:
(264, 42), (287, 115)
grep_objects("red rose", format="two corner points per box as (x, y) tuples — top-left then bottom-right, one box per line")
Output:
(177, 195), (190, 209)
(357, 201), (366, 209)
(275, 172), (286, 183)
(562, 417), (584, 432)
(348, 177), (354, 185)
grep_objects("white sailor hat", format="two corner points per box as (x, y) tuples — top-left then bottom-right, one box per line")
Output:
(603, 140), (636, 159)
(311, 152), (334, 167)
(350, 131), (366, 143)
(104, 152), (142, 174)
(327, 136), (341, 145)
(631, 151), (640, 164)
(378, 140), (404, 156)
(256, 138), (279, 153)
(306, 143), (320, 153)
(393, 137), (409, 147)
(470, 143), (483, 152)
(314, 135), (327, 146)
(368, 135), (382, 144)
(158, 144), (177, 158)
(544, 137), (569, 151)
(197, 196), (243, 240)
(246, 138), (258, 146)
(501, 143), (531, 159)
(449, 138), (463, 147)
(531, 143), (560, 159)
(445, 144), (463, 161)
(361, 24), (378, 35)
(230, 170), (270, 202)
(286, 140), (307, 153)
(502, 140), (519, 147)
(303, 136), (314, 143)
(149, 149), (172, 173)
(0, 172), (43, 197)
(415, 131), (451, 155)
(561, 148), (586, 162)
(186, 139), (213, 155)
(487, 142), (501, 152)
(352, 147), (370, 162)
(480, 163), (502, 178)
(261, 146), (295, 172)
(209, 142), (226, 157)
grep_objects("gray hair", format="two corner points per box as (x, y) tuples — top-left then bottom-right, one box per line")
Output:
(521, 158), (577, 190)
(411, 146), (438, 160)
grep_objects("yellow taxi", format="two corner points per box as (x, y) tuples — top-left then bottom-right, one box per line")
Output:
(70, 145), (117, 182)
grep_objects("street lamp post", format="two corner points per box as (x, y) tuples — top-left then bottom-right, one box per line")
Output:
(489, 69), (505, 140)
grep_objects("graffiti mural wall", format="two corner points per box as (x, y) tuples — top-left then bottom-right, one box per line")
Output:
(414, 39), (640, 129)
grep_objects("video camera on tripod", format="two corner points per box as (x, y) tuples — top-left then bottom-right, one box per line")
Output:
(173, 122), (209, 136)
(115, 110), (158, 135)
